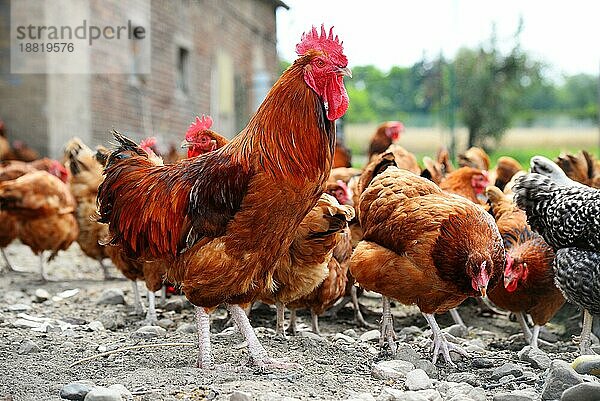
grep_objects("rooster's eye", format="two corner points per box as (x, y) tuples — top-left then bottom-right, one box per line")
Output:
(316, 59), (325, 68)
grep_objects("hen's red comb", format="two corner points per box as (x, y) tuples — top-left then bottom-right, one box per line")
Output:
(186, 115), (213, 140)
(296, 25), (347, 65)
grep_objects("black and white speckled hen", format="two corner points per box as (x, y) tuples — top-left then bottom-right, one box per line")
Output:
(513, 173), (600, 251)
(554, 248), (600, 354)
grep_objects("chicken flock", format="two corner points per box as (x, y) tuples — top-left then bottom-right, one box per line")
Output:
(1, 26), (599, 370)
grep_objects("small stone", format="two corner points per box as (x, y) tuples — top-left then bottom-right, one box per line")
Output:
(395, 343), (421, 364)
(541, 359), (584, 400)
(491, 363), (524, 380)
(163, 298), (183, 312)
(8, 303), (31, 312)
(405, 369), (432, 391)
(402, 390), (442, 401)
(376, 387), (405, 401)
(83, 386), (123, 401)
(335, 333), (356, 343)
(414, 360), (437, 378)
(444, 324), (469, 338)
(176, 323), (197, 333)
(344, 393), (376, 401)
(62, 341), (76, 349)
(471, 357), (494, 369)
(560, 382), (600, 401)
(63, 329), (76, 337)
(493, 390), (536, 401)
(399, 326), (423, 337)
(96, 289), (125, 305)
(97, 311), (125, 331)
(60, 381), (95, 400)
(12, 318), (42, 329)
(87, 321), (104, 332)
(298, 331), (327, 342)
(499, 374), (516, 384)
(34, 288), (50, 303)
(343, 328), (358, 338)
(446, 372), (480, 386)
(518, 345), (551, 370)
(131, 325), (167, 339)
(445, 383), (486, 401)
(572, 354), (600, 377)
(157, 318), (174, 329)
(360, 329), (381, 342)
(107, 384), (132, 401)
(230, 391), (253, 401)
(18, 339), (40, 354)
(372, 360), (415, 380)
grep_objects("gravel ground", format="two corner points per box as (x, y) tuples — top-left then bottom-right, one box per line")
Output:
(0, 241), (598, 401)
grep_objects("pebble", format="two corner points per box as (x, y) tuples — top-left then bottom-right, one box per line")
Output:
(60, 381), (94, 400)
(493, 389), (536, 401)
(446, 372), (480, 387)
(298, 331), (327, 342)
(97, 311), (125, 331)
(560, 382), (600, 401)
(18, 339), (40, 354)
(176, 323), (197, 333)
(372, 360), (415, 380)
(34, 288), (50, 303)
(230, 391), (253, 401)
(491, 363), (524, 380)
(62, 341), (76, 349)
(471, 357), (494, 369)
(405, 369), (432, 391)
(443, 382), (486, 401)
(359, 330), (381, 342)
(394, 343), (421, 364)
(334, 333), (356, 344)
(345, 393), (376, 401)
(414, 360), (437, 378)
(107, 384), (132, 401)
(63, 329), (76, 337)
(131, 325), (167, 339)
(8, 303), (31, 312)
(400, 326), (423, 337)
(376, 387), (405, 401)
(343, 328), (358, 338)
(96, 289), (125, 305)
(541, 360), (584, 401)
(518, 345), (551, 370)
(163, 298), (183, 312)
(571, 355), (600, 377)
(157, 318), (175, 329)
(443, 324), (469, 338)
(87, 321), (105, 332)
(83, 386), (125, 401)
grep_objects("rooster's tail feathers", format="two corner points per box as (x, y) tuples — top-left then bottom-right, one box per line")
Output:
(105, 131), (148, 168)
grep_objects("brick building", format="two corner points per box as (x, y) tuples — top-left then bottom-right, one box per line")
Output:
(0, 0), (287, 158)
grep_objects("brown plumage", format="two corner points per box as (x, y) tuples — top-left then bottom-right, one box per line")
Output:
(440, 166), (489, 206)
(350, 167), (504, 363)
(555, 150), (600, 188)
(333, 142), (352, 168)
(493, 156), (523, 191)
(9, 140), (40, 162)
(0, 171), (78, 280)
(97, 30), (351, 368)
(458, 146), (490, 171)
(367, 121), (404, 161)
(486, 186), (564, 347)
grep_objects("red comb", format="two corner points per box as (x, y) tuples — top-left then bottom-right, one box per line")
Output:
(186, 115), (213, 140)
(139, 137), (157, 150)
(296, 25), (347, 65)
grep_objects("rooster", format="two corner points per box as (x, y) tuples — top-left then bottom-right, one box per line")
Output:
(0, 170), (78, 280)
(350, 167), (504, 364)
(514, 173), (600, 354)
(486, 186), (563, 348)
(367, 121), (404, 162)
(97, 25), (351, 369)
(180, 115), (229, 158)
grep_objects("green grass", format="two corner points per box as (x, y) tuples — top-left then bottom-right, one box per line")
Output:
(488, 147), (600, 168)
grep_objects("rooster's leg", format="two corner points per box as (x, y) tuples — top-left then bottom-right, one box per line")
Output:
(324, 295), (351, 318)
(352, 286), (376, 328)
(98, 259), (114, 280)
(530, 325), (541, 349)
(275, 302), (287, 338)
(379, 296), (397, 355)
(287, 309), (298, 335)
(130, 281), (145, 315)
(516, 312), (533, 341)
(142, 290), (157, 325)
(39, 253), (50, 281)
(423, 312), (468, 366)
(579, 309), (596, 355)
(1, 248), (19, 272)
(449, 308), (467, 330)
(227, 303), (300, 369)
(195, 306), (213, 368)
(160, 286), (167, 305)
(311, 310), (321, 335)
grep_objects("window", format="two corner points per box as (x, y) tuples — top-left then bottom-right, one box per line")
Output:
(176, 47), (190, 93)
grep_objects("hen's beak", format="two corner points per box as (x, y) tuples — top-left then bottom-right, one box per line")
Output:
(180, 139), (192, 149)
(479, 286), (487, 298)
(338, 67), (352, 78)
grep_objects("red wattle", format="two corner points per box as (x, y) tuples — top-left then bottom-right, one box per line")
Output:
(324, 75), (349, 121)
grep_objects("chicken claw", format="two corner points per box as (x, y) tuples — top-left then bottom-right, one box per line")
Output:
(227, 303), (301, 369)
(578, 310), (597, 355)
(141, 290), (158, 326)
(195, 306), (213, 369)
(379, 296), (397, 355)
(423, 313), (468, 366)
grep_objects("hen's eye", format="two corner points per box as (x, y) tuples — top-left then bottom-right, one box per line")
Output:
(316, 59), (325, 68)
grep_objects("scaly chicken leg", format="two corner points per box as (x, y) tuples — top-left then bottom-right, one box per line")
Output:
(142, 290), (157, 326)
(449, 308), (467, 330)
(39, 253), (50, 281)
(379, 296), (397, 354)
(130, 281), (145, 315)
(351, 286), (376, 328)
(288, 309), (298, 335)
(423, 313), (468, 365)
(227, 303), (300, 369)
(195, 306), (213, 368)
(98, 259), (115, 281)
(275, 301), (287, 338)
(311, 310), (320, 335)
(580, 310), (596, 355)
(1, 248), (17, 273)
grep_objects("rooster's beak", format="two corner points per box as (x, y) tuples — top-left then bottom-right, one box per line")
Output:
(180, 139), (191, 149)
(338, 67), (352, 78)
